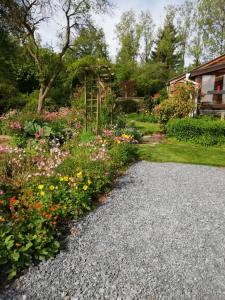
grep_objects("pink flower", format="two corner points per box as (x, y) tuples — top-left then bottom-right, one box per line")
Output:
(10, 121), (22, 130)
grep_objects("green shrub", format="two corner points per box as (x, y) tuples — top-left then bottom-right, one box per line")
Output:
(154, 84), (195, 125)
(167, 118), (225, 146)
(109, 143), (138, 167)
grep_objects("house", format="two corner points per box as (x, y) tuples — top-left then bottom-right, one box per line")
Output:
(168, 54), (225, 116)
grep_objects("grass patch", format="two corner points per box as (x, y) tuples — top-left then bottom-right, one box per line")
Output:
(127, 120), (161, 135)
(138, 138), (225, 167)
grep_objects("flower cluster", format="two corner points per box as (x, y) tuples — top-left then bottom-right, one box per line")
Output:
(0, 109), (17, 121)
(10, 121), (22, 130)
(114, 134), (136, 144)
(30, 145), (69, 179)
(102, 129), (114, 137)
(90, 144), (108, 161)
(0, 145), (14, 154)
(42, 108), (71, 121)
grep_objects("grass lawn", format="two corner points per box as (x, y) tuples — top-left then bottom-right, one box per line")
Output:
(125, 114), (225, 167)
(138, 139), (225, 167)
(126, 119), (161, 135)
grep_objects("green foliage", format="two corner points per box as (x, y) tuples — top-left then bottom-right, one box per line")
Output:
(154, 85), (195, 125)
(67, 26), (108, 60)
(167, 117), (225, 146)
(198, 0), (225, 59)
(151, 11), (182, 77)
(23, 121), (52, 137)
(135, 62), (168, 96)
(114, 60), (137, 84)
(109, 143), (138, 167)
(116, 10), (142, 63)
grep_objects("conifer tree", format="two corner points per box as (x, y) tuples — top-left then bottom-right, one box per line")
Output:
(151, 12), (181, 77)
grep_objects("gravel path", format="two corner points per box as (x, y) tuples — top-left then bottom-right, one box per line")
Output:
(2, 161), (225, 300)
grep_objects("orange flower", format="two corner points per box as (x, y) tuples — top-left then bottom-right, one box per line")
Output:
(9, 197), (17, 206)
(52, 221), (57, 225)
(43, 213), (52, 219)
(33, 202), (43, 210)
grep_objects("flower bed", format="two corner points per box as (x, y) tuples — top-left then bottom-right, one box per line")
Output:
(0, 111), (138, 281)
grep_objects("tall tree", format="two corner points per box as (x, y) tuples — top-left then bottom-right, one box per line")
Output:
(116, 10), (142, 63)
(175, 0), (194, 70)
(151, 11), (181, 78)
(139, 10), (155, 63)
(68, 26), (108, 60)
(198, 0), (225, 60)
(1, 0), (112, 113)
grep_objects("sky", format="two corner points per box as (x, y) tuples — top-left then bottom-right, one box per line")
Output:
(39, 0), (184, 60)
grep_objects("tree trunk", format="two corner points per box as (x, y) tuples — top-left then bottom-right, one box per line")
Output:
(37, 84), (46, 114)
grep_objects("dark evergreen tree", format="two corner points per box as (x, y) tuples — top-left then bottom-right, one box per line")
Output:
(151, 15), (182, 78)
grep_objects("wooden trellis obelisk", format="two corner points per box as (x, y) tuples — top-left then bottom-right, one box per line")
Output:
(83, 65), (114, 134)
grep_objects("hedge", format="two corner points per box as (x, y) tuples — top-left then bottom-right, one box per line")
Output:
(166, 117), (225, 146)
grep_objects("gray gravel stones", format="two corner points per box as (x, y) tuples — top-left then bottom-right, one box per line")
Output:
(2, 162), (225, 299)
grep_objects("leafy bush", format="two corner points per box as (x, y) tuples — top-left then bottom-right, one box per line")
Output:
(154, 84), (195, 125)
(167, 117), (225, 146)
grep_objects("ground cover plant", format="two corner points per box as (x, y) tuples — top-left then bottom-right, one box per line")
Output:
(0, 109), (138, 282)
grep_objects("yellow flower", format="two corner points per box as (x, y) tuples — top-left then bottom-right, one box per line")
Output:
(38, 184), (44, 190)
(88, 179), (92, 185)
(40, 191), (45, 196)
(77, 171), (82, 178)
(83, 185), (88, 191)
(122, 134), (132, 139)
(49, 185), (55, 191)
(116, 140), (121, 144)
(59, 176), (64, 182)
(63, 176), (69, 182)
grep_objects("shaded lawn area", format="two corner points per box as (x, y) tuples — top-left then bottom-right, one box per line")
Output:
(138, 139), (225, 167)
(126, 119), (161, 135)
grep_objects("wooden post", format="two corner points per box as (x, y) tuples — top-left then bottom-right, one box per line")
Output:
(91, 83), (93, 119)
(84, 72), (87, 132)
(96, 77), (101, 135)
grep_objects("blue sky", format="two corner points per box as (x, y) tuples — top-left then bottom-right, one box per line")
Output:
(39, 0), (185, 60)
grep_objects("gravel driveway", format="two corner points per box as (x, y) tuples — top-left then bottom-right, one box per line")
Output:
(2, 161), (225, 300)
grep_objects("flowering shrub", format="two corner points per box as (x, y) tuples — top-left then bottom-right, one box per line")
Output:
(0, 190), (60, 280)
(0, 120), (138, 281)
(154, 85), (195, 125)
(0, 171), (97, 280)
